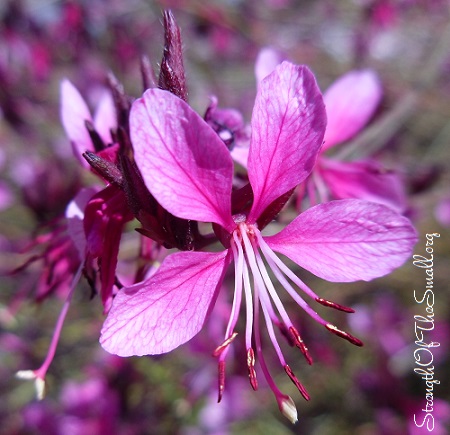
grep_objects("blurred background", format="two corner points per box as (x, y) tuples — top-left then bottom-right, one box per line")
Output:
(0, 0), (449, 434)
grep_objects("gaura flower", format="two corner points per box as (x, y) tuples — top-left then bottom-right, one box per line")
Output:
(100, 61), (417, 421)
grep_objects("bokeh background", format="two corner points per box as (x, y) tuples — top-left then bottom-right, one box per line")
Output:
(1, 0), (449, 434)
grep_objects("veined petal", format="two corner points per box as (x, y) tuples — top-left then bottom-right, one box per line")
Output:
(100, 250), (230, 356)
(319, 158), (407, 212)
(130, 89), (234, 230)
(60, 79), (94, 168)
(322, 70), (382, 150)
(265, 199), (417, 282)
(248, 62), (326, 223)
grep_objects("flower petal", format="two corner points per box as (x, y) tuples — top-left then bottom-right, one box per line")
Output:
(66, 187), (99, 260)
(247, 62), (326, 223)
(93, 90), (117, 145)
(254, 47), (284, 86)
(319, 158), (407, 212)
(265, 199), (417, 282)
(322, 70), (382, 150)
(130, 89), (234, 230)
(60, 79), (94, 168)
(100, 250), (230, 356)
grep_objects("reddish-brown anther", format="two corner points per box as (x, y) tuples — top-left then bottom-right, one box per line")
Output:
(325, 324), (364, 346)
(316, 297), (355, 313)
(218, 360), (226, 403)
(158, 10), (187, 101)
(289, 326), (313, 365)
(247, 348), (258, 391)
(284, 365), (310, 401)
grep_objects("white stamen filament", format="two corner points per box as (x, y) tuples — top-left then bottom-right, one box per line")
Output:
(257, 236), (328, 326)
(256, 233), (322, 300)
(220, 238), (244, 362)
(239, 225), (286, 366)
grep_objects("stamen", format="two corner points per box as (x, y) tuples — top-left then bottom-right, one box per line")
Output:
(216, 235), (244, 361)
(241, 229), (286, 366)
(256, 234), (321, 302)
(278, 322), (296, 347)
(212, 332), (238, 357)
(234, 232), (253, 349)
(250, 236), (296, 332)
(307, 177), (317, 207)
(242, 260), (254, 350)
(289, 326), (313, 365)
(316, 297), (355, 313)
(284, 365), (310, 401)
(312, 170), (329, 204)
(240, 227), (286, 365)
(253, 284), (287, 403)
(15, 264), (83, 400)
(252, 276), (298, 424)
(247, 348), (258, 391)
(217, 360), (226, 403)
(325, 324), (364, 347)
(240, 227), (279, 325)
(259, 244), (328, 326)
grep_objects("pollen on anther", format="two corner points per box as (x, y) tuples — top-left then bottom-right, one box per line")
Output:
(212, 332), (238, 357)
(247, 348), (258, 391)
(284, 365), (310, 401)
(218, 360), (226, 403)
(289, 326), (313, 365)
(316, 297), (355, 313)
(325, 323), (364, 347)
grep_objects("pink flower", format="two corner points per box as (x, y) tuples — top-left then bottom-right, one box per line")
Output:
(60, 79), (117, 169)
(255, 49), (407, 211)
(100, 61), (417, 421)
(314, 69), (407, 212)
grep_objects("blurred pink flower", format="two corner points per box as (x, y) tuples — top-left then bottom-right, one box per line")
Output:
(435, 197), (450, 227)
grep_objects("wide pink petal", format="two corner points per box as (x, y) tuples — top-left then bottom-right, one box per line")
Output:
(100, 250), (230, 356)
(130, 89), (234, 230)
(265, 199), (417, 282)
(60, 79), (94, 168)
(322, 70), (382, 150)
(247, 62), (326, 223)
(319, 158), (407, 212)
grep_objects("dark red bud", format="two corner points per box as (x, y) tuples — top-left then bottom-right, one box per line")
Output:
(158, 10), (187, 101)
(83, 151), (123, 186)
